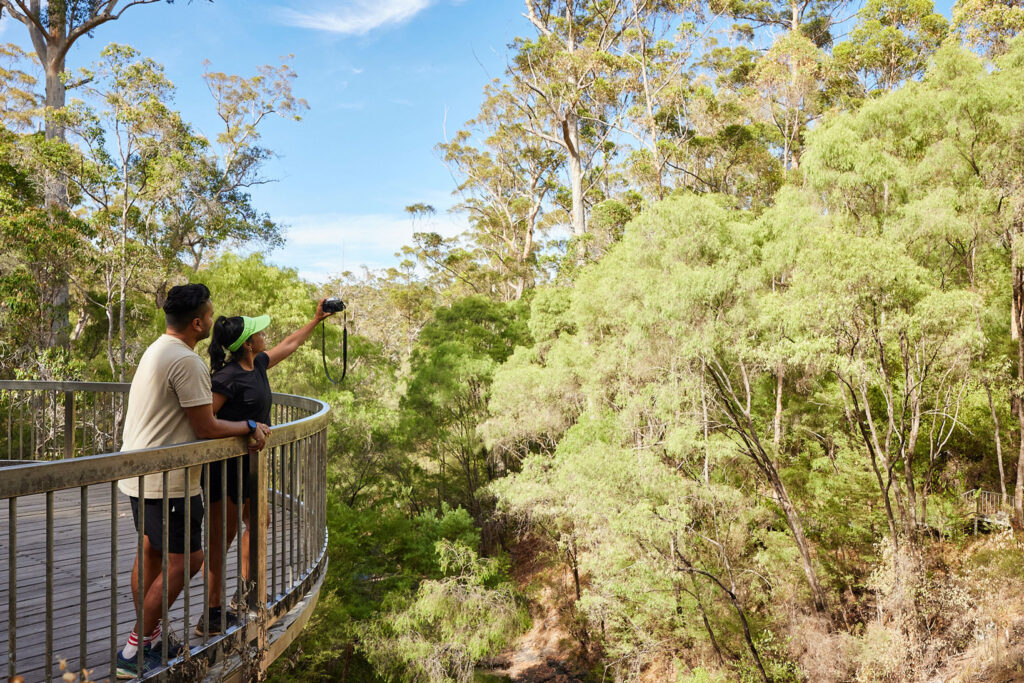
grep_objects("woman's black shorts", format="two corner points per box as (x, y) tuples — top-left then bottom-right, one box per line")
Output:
(202, 454), (252, 504)
(129, 494), (204, 554)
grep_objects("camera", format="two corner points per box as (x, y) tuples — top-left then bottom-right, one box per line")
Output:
(322, 297), (346, 313)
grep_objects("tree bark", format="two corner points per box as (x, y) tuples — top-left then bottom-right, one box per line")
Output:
(986, 384), (1008, 502)
(563, 115), (586, 237)
(39, 34), (71, 350)
(768, 464), (829, 612)
(706, 360), (829, 614)
(774, 362), (783, 452)
(1014, 265), (1024, 531)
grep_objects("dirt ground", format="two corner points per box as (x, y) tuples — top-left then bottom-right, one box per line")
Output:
(479, 536), (593, 683)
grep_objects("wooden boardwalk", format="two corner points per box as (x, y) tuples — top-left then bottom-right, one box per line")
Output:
(1, 486), (303, 683)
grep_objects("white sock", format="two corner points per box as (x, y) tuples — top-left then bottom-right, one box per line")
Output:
(121, 630), (140, 659)
(145, 623), (162, 647)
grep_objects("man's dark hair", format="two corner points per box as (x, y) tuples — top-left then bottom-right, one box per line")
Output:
(163, 284), (211, 331)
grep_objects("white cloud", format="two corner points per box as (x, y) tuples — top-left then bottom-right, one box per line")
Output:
(273, 211), (468, 282)
(277, 0), (436, 35)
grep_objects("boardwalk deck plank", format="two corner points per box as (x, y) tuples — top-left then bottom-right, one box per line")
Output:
(1, 486), (305, 683)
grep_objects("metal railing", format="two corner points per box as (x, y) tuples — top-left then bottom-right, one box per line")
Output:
(963, 489), (1012, 532)
(0, 380), (330, 682)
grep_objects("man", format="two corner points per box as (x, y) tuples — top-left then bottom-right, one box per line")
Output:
(115, 284), (271, 679)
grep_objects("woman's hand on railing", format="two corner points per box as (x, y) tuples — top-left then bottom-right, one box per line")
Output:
(248, 422), (271, 452)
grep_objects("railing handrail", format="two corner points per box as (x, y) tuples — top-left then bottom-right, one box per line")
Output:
(1, 379), (331, 681)
(0, 389), (329, 500)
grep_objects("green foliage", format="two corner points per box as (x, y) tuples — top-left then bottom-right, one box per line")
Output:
(361, 541), (528, 683)
(5, 11), (1024, 683)
(401, 296), (532, 516)
(268, 498), (521, 682)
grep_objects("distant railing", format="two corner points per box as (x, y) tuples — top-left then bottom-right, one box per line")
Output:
(963, 489), (1012, 532)
(0, 380), (330, 682)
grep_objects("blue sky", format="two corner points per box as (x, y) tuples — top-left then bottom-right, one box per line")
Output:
(1, 0), (959, 282)
(1, 0), (524, 281)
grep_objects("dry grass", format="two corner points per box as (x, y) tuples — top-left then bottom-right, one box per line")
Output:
(782, 534), (1024, 683)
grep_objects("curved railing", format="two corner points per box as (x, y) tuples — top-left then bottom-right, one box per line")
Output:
(0, 380), (330, 682)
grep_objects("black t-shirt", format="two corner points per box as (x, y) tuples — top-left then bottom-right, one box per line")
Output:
(211, 352), (272, 425)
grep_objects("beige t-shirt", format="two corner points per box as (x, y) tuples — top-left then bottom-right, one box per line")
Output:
(118, 335), (212, 499)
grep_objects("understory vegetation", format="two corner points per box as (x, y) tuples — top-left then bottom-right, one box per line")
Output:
(4, 1), (1024, 681)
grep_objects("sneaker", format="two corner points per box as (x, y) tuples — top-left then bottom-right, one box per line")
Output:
(150, 631), (184, 662)
(193, 606), (240, 636)
(115, 644), (162, 679)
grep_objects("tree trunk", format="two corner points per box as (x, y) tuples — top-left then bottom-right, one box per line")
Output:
(770, 465), (829, 612)
(1014, 264), (1024, 531)
(774, 362), (783, 452)
(1015, 396), (1024, 532)
(986, 384), (1008, 502)
(31, 14), (71, 350)
(902, 397), (921, 531)
(562, 115), (585, 237)
(118, 274), (127, 382)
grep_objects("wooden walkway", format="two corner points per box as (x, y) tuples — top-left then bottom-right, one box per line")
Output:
(1, 486), (301, 683)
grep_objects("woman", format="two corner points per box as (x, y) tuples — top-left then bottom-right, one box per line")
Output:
(195, 299), (334, 636)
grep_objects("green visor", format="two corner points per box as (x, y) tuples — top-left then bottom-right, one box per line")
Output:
(227, 314), (271, 352)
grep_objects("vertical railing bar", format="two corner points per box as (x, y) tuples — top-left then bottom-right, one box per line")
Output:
(319, 431), (324, 552)
(250, 434), (269, 659)
(304, 436), (310, 573)
(161, 472), (170, 666)
(91, 391), (98, 454)
(220, 457), (227, 636)
(318, 431), (322, 552)
(110, 481), (118, 678)
(43, 389), (49, 457)
(137, 475), (146, 676)
(318, 431), (322, 557)
(8, 497), (17, 682)
(18, 394), (24, 459)
(271, 443), (277, 603)
(6, 390), (11, 459)
(184, 464), (192, 655)
(65, 390), (75, 459)
(290, 440), (296, 588)
(45, 490), (54, 682)
(31, 391), (36, 459)
(37, 389), (43, 459)
(296, 437), (303, 577)
(279, 443), (286, 597)
(50, 389), (54, 456)
(52, 389), (57, 458)
(302, 436), (307, 573)
(202, 462), (210, 648)
(307, 435), (313, 570)
(80, 484), (89, 671)
(236, 453), (243, 621)
(313, 433), (318, 559)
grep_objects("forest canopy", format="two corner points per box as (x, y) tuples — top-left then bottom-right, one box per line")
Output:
(4, 0), (1024, 681)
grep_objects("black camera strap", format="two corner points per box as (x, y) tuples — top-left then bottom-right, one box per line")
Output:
(321, 310), (347, 384)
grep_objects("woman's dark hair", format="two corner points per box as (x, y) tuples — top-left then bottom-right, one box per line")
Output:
(209, 315), (245, 372)
(163, 283), (211, 331)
